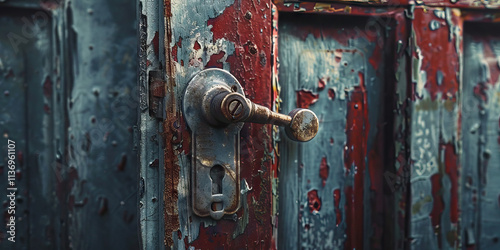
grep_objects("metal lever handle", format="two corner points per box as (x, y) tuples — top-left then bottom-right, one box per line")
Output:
(184, 68), (318, 220)
(208, 91), (319, 142)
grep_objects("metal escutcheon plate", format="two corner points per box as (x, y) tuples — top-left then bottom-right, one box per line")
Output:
(183, 69), (243, 220)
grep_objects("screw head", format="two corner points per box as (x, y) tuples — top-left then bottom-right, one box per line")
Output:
(219, 93), (250, 123)
(228, 99), (243, 118)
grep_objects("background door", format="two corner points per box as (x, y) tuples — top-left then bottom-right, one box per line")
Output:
(0, 0), (139, 249)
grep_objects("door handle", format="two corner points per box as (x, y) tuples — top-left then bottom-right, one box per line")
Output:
(186, 69), (319, 141)
(210, 89), (319, 142)
(183, 68), (319, 220)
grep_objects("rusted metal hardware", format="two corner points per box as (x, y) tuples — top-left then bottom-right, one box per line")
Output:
(183, 69), (244, 220)
(183, 68), (319, 220)
(209, 78), (319, 142)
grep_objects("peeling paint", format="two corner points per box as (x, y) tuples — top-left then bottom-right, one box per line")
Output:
(164, 0), (273, 248)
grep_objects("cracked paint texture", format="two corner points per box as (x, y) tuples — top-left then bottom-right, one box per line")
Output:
(277, 9), (404, 249)
(165, 0), (273, 248)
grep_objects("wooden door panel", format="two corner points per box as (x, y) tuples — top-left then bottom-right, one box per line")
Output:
(277, 10), (407, 249)
(408, 7), (462, 250)
(0, 9), (52, 248)
(463, 22), (500, 250)
(160, 0), (275, 248)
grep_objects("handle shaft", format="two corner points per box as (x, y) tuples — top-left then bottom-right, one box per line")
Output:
(210, 91), (318, 142)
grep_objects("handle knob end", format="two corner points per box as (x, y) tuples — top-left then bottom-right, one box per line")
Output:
(285, 109), (319, 142)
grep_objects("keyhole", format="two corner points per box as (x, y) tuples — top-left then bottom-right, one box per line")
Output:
(210, 165), (225, 194)
(210, 165), (225, 212)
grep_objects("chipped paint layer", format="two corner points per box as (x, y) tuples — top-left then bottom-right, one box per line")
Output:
(164, 0), (273, 248)
(462, 22), (500, 250)
(409, 6), (462, 250)
(277, 9), (405, 249)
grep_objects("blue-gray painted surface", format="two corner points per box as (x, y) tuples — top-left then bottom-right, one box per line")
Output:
(0, 1), (139, 248)
(463, 25), (500, 250)
(278, 13), (392, 250)
(137, 0), (164, 249)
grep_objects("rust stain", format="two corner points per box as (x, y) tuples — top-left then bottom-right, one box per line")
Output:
(162, 89), (180, 249)
(163, 0), (180, 248)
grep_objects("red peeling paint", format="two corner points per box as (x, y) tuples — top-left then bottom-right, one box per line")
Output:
(413, 8), (461, 100)
(328, 88), (336, 100)
(319, 157), (329, 187)
(171, 44), (178, 62)
(318, 77), (326, 90)
(186, 0), (273, 248)
(206, 51), (225, 68)
(308, 190), (321, 213)
(296, 90), (319, 109)
(344, 89), (366, 250)
(275, 0), (409, 13)
(193, 40), (201, 50)
(171, 37), (182, 63)
(358, 72), (365, 88)
(430, 173), (444, 248)
(152, 31), (160, 56)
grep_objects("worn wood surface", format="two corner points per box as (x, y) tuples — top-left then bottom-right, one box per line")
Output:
(276, 8), (407, 250)
(0, 1), (139, 249)
(160, 0), (276, 248)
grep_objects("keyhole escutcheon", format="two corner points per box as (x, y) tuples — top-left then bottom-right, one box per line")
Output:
(210, 164), (225, 195)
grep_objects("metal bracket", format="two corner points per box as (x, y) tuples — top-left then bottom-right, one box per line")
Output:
(183, 69), (242, 220)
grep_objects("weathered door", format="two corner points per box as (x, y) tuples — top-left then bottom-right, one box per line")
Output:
(0, 0), (139, 249)
(139, 0), (500, 249)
